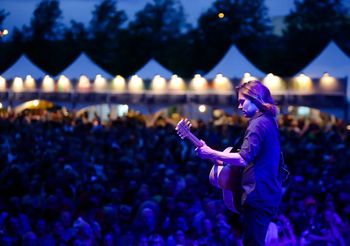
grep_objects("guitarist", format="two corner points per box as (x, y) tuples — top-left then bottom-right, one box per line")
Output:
(196, 80), (282, 246)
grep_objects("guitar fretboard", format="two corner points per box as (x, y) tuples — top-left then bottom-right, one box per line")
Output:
(185, 130), (203, 148)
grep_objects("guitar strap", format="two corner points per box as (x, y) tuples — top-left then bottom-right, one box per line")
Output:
(279, 151), (290, 185)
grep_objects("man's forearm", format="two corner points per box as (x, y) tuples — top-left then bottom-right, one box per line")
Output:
(212, 150), (247, 167)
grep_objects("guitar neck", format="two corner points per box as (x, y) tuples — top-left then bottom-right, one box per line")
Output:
(185, 131), (203, 148)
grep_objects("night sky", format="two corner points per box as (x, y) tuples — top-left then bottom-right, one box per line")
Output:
(1, 0), (300, 33)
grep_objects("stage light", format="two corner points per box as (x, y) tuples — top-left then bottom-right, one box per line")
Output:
(320, 73), (337, 91)
(241, 73), (257, 84)
(198, 105), (206, 113)
(77, 75), (91, 92)
(151, 75), (167, 92)
(24, 75), (36, 90)
(12, 77), (24, 92)
(94, 74), (107, 91)
(0, 29), (8, 36)
(42, 75), (55, 92)
(128, 75), (144, 92)
(0, 76), (6, 91)
(294, 73), (312, 90)
(169, 74), (186, 91)
(263, 73), (283, 91)
(111, 75), (126, 91)
(57, 75), (72, 92)
(190, 74), (208, 91)
(218, 13), (225, 18)
(212, 73), (232, 91)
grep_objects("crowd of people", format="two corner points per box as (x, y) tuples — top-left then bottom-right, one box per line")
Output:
(0, 107), (349, 245)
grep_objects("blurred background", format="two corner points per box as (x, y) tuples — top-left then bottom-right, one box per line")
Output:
(1, 0), (349, 77)
(0, 1), (350, 245)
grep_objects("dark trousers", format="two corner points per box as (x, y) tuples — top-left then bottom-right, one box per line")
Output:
(242, 205), (273, 246)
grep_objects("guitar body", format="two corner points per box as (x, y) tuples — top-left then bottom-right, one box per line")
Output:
(209, 147), (244, 214)
(176, 118), (243, 213)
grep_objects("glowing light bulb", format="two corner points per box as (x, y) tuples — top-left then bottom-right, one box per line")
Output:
(198, 105), (206, 113)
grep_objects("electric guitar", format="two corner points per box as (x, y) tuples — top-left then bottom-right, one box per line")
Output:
(176, 118), (243, 213)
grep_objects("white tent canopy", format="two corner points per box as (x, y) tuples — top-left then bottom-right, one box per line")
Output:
(134, 59), (173, 80)
(58, 52), (113, 79)
(297, 41), (350, 103)
(1, 54), (47, 79)
(297, 41), (350, 78)
(205, 45), (265, 79)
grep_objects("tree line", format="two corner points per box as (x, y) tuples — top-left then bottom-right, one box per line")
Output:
(0, 0), (349, 78)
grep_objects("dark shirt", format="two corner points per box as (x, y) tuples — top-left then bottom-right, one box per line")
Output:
(239, 112), (282, 213)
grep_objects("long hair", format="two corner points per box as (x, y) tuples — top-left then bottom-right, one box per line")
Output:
(236, 80), (277, 117)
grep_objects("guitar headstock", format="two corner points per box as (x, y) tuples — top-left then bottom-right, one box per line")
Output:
(175, 118), (192, 139)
